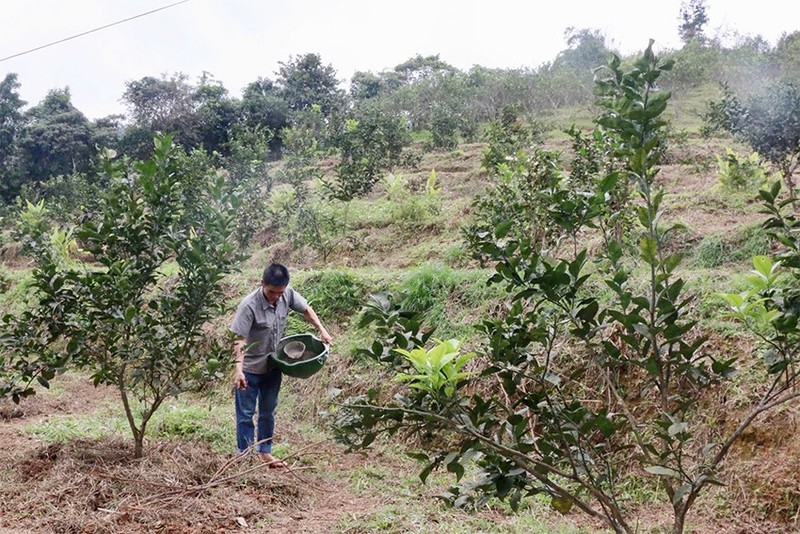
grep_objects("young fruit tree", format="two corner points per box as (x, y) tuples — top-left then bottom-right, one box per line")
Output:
(703, 81), (800, 198)
(0, 135), (243, 458)
(334, 42), (800, 534)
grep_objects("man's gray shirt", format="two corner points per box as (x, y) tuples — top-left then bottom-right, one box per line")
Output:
(230, 286), (308, 374)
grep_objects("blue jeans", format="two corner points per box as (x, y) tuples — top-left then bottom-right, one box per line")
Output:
(235, 368), (283, 453)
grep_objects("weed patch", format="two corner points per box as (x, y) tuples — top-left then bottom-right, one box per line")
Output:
(295, 268), (371, 319)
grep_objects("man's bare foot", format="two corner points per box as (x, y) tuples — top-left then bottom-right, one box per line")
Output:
(258, 452), (288, 468)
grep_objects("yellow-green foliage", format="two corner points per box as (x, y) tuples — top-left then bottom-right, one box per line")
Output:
(715, 148), (766, 190)
(394, 338), (476, 397)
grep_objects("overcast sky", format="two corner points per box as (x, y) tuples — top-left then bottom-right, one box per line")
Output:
(1, 0), (797, 119)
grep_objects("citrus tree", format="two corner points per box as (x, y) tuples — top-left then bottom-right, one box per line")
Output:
(0, 135), (243, 458)
(335, 42), (800, 534)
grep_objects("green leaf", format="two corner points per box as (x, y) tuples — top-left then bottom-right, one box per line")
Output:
(663, 252), (684, 274)
(66, 337), (80, 355)
(667, 421), (688, 438)
(446, 460), (465, 481)
(419, 460), (437, 483)
(550, 496), (573, 514)
(607, 240), (623, 263)
(639, 237), (657, 263)
(637, 206), (651, 227)
(644, 465), (682, 479)
(752, 255), (773, 278)
(495, 220), (513, 239)
(720, 292), (745, 309)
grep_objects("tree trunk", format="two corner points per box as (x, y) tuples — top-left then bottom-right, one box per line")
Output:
(133, 432), (144, 459)
(672, 513), (686, 534)
(782, 163), (796, 201)
(118, 381), (146, 459)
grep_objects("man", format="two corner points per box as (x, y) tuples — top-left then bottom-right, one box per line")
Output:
(230, 263), (333, 467)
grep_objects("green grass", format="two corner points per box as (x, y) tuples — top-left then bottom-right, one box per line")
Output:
(24, 394), (236, 453)
(0, 267), (34, 316)
(25, 412), (128, 443)
(691, 234), (729, 268)
(394, 264), (493, 339)
(690, 224), (771, 268)
(335, 467), (599, 534)
(294, 268), (372, 319)
(149, 402), (233, 452)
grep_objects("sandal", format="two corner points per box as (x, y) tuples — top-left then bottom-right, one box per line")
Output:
(258, 452), (288, 468)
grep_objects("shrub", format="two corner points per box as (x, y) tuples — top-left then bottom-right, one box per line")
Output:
(15, 172), (103, 224)
(703, 81), (800, 197)
(384, 170), (442, 230)
(336, 43), (785, 534)
(427, 111), (460, 151)
(286, 199), (348, 263)
(326, 105), (416, 201)
(465, 149), (577, 260)
(481, 106), (537, 172)
(715, 148), (766, 190)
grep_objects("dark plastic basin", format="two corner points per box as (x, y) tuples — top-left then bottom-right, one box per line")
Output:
(272, 334), (329, 378)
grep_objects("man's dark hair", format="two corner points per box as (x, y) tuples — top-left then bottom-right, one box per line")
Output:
(262, 263), (290, 287)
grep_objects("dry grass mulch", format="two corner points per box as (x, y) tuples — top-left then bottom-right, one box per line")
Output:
(0, 438), (332, 534)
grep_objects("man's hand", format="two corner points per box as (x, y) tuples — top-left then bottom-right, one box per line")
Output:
(234, 370), (248, 390)
(304, 307), (333, 345)
(233, 339), (247, 390)
(319, 328), (333, 345)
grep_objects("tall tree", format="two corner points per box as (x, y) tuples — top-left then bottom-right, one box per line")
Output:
(14, 88), (93, 193)
(90, 114), (125, 153)
(534, 28), (612, 109)
(277, 53), (343, 116)
(123, 73), (196, 130)
(678, 0), (709, 44)
(0, 73), (26, 202)
(121, 73), (198, 156)
(192, 72), (238, 155)
(393, 54), (457, 85)
(554, 28), (612, 72)
(774, 31), (800, 84)
(349, 71), (384, 101)
(240, 77), (290, 155)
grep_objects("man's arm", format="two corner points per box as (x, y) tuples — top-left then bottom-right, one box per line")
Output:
(233, 338), (247, 390)
(303, 306), (333, 344)
(230, 300), (254, 390)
